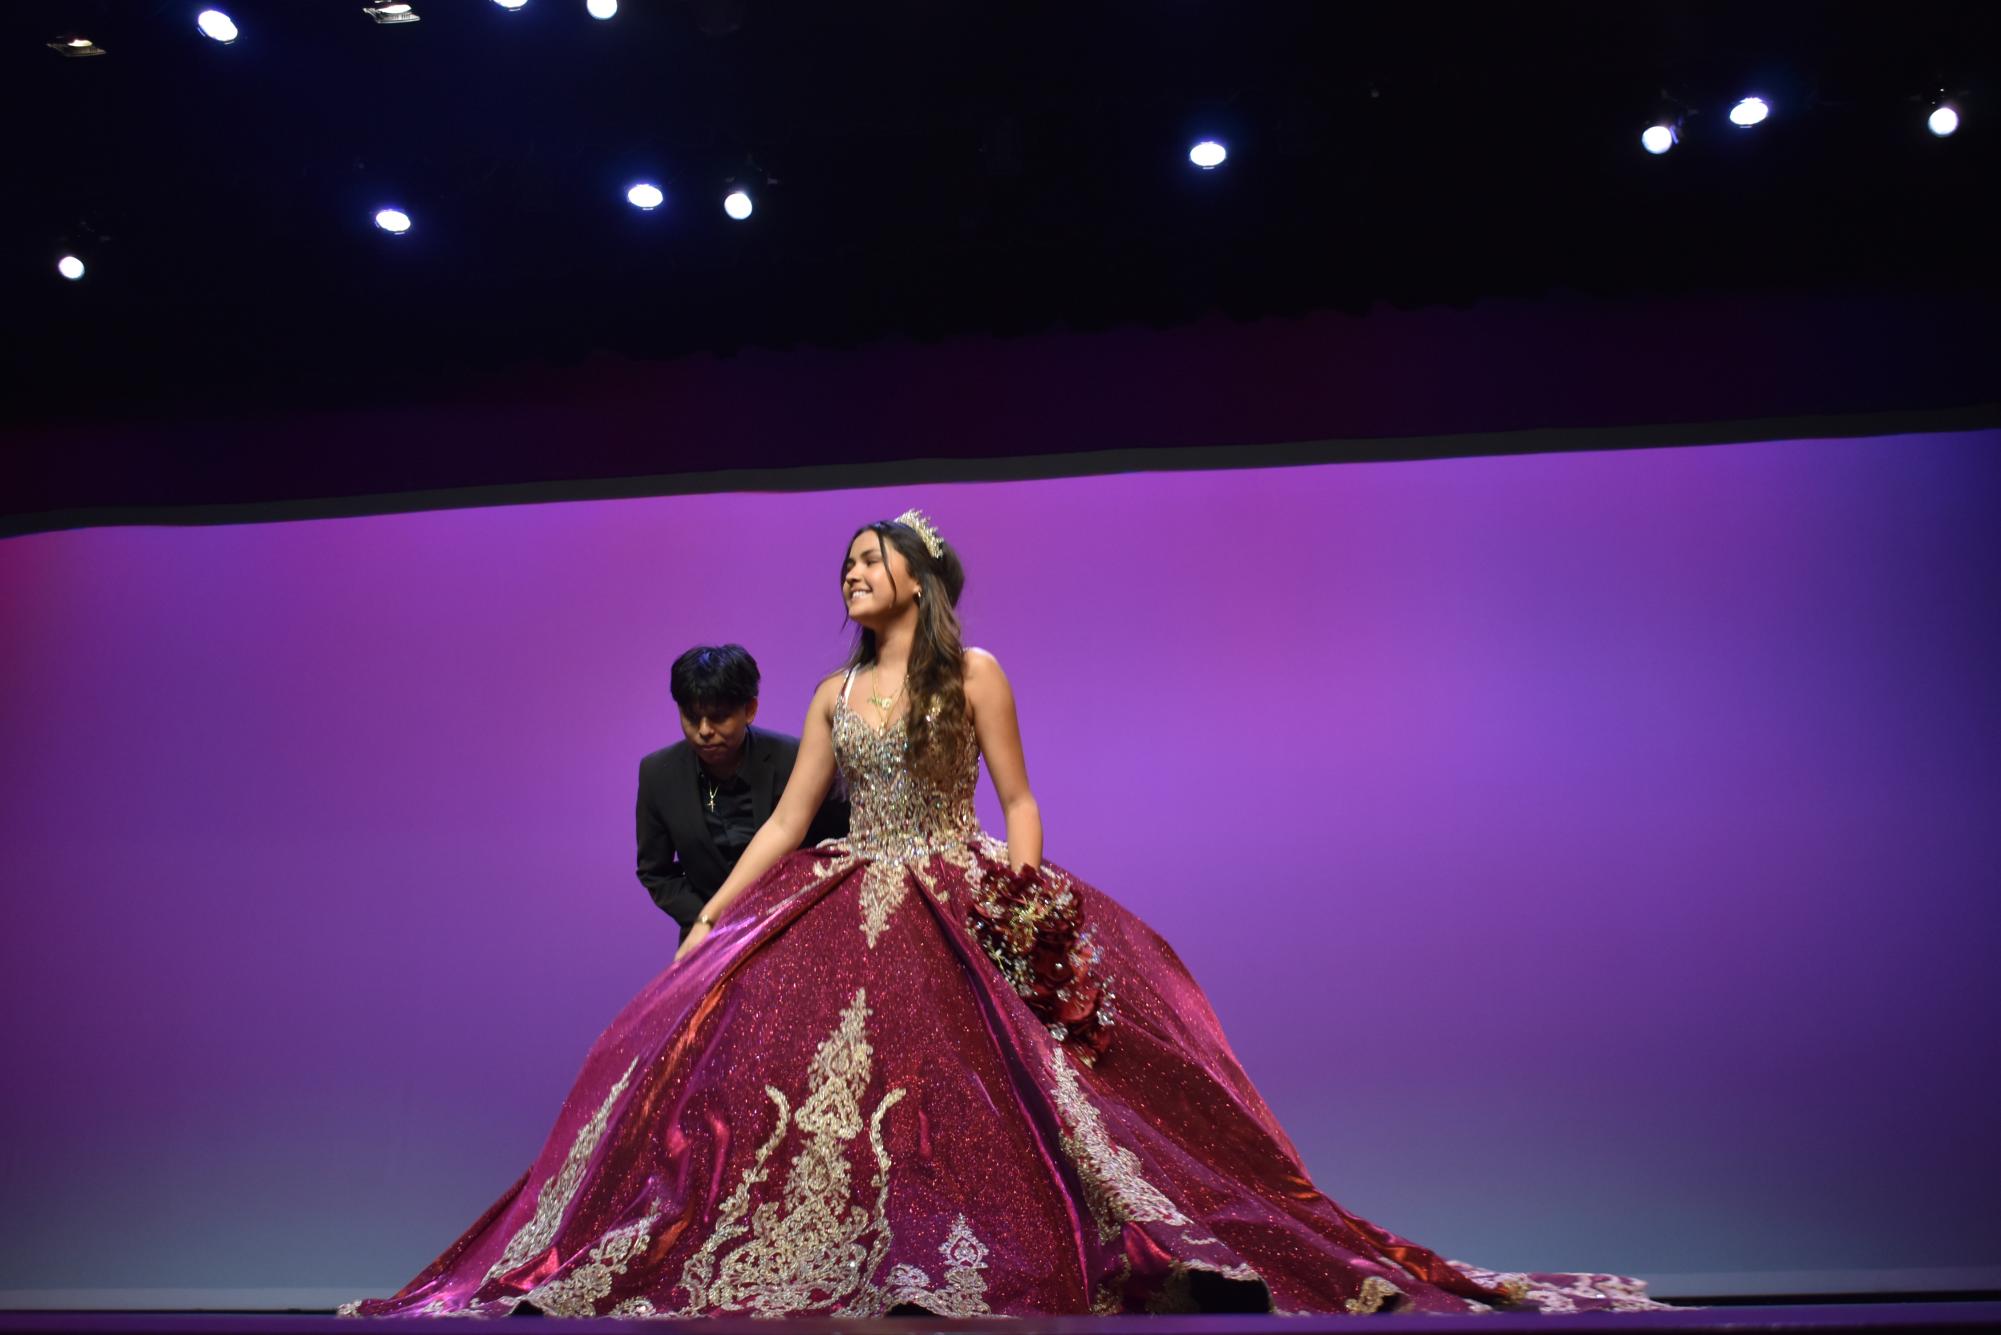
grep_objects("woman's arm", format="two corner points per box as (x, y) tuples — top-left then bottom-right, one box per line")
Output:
(966, 648), (1042, 872)
(674, 674), (842, 960)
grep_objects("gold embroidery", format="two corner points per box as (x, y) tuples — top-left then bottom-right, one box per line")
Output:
(675, 1086), (793, 1308)
(411, 1297), (499, 1318)
(676, 988), (906, 1316)
(1444, 1262), (1676, 1314)
(933, 836), (995, 881)
(907, 859), (951, 906)
(883, 1214), (993, 1317)
(815, 849), (861, 887)
(522, 1214), (657, 1316)
(1090, 1254), (1132, 1314)
(1140, 1256), (1265, 1314)
(831, 690), (981, 861)
(858, 860), (911, 947)
(485, 1058), (639, 1284)
(1045, 1047), (1189, 1242)
(1344, 1275), (1402, 1314)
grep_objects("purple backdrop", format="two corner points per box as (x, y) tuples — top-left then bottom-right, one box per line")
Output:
(2, 429), (1998, 1304)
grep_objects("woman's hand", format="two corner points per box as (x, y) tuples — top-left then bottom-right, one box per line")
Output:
(674, 919), (712, 964)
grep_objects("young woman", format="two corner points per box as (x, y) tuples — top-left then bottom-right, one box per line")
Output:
(340, 510), (1671, 1319)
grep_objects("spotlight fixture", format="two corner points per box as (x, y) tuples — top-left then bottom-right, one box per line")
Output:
(57, 255), (86, 281)
(1928, 101), (1961, 137)
(362, 3), (421, 23)
(723, 188), (754, 220)
(1188, 139), (1228, 169)
(1639, 92), (1696, 157)
(48, 34), (107, 56)
(1728, 96), (1770, 127)
(587, 0), (618, 16)
(626, 182), (663, 210)
(373, 207), (412, 234)
(196, 10), (240, 43)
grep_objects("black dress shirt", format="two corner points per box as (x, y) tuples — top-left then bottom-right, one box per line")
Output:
(699, 755), (757, 866)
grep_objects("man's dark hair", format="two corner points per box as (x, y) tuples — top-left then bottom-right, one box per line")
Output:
(670, 644), (761, 714)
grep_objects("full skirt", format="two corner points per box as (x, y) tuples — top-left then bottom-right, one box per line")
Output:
(339, 838), (1670, 1317)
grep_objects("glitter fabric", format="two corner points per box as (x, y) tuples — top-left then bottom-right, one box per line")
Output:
(337, 680), (1674, 1318)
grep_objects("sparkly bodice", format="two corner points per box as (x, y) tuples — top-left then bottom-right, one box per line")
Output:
(831, 671), (981, 861)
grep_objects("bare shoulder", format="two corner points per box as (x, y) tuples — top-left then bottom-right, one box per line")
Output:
(963, 647), (1013, 703)
(964, 646), (1007, 681)
(811, 669), (848, 718)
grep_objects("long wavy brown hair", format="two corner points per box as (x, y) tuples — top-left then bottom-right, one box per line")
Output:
(840, 519), (971, 793)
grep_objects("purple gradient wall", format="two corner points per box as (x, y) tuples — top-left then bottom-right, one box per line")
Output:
(2, 430), (1998, 1302)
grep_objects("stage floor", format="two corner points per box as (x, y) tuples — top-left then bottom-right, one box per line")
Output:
(5, 1301), (2001, 1335)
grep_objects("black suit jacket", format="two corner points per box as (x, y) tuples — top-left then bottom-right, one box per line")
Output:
(635, 726), (849, 939)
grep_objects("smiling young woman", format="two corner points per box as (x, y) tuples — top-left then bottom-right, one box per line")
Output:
(341, 509), (1674, 1320)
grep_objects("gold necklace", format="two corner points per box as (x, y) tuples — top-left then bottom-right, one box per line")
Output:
(868, 663), (905, 718)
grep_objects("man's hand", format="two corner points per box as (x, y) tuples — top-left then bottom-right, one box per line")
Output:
(673, 919), (713, 964)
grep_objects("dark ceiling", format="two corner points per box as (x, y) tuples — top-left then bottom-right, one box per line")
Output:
(7, 1), (1995, 429)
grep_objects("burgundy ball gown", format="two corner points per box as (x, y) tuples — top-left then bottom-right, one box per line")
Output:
(339, 677), (1671, 1318)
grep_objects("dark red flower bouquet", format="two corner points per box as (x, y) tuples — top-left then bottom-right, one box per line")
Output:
(966, 847), (1116, 1064)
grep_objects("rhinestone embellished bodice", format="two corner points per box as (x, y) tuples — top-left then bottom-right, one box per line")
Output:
(832, 670), (981, 861)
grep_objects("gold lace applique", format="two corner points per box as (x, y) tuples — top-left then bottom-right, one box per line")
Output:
(1045, 1047), (1190, 1242)
(858, 860), (911, 947)
(906, 859), (953, 908)
(1090, 1254), (1132, 1314)
(933, 837), (987, 880)
(1450, 1264), (1674, 1314)
(485, 1057), (639, 1285)
(909, 836), (1004, 904)
(814, 848), (862, 883)
(882, 1214), (993, 1317)
(435, 1298), (492, 1317)
(676, 988), (907, 1316)
(522, 1214), (657, 1316)
(1344, 1275), (1402, 1314)
(831, 694), (981, 861)
(1141, 1256), (1268, 1314)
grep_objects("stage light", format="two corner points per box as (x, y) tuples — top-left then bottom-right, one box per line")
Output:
(626, 182), (663, 210)
(1640, 123), (1677, 155)
(1928, 103), (1960, 137)
(587, 0), (618, 16)
(493, 0), (528, 9)
(723, 188), (753, 220)
(1189, 139), (1227, 169)
(362, 3), (421, 23)
(374, 207), (412, 234)
(57, 255), (85, 281)
(196, 10), (239, 42)
(1729, 97), (1769, 127)
(49, 34), (107, 56)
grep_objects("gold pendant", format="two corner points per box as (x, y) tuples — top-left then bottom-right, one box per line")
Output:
(868, 694), (895, 714)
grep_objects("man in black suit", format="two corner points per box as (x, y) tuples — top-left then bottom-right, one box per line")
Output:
(636, 644), (848, 941)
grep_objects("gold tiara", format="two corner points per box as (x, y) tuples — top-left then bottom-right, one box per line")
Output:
(893, 508), (945, 558)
